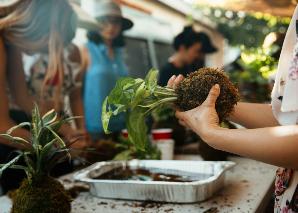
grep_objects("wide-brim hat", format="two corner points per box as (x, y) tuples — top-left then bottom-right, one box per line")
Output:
(81, 0), (133, 31)
(70, 2), (100, 31)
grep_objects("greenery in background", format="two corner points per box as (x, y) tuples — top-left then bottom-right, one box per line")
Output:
(192, 6), (290, 102)
(234, 46), (278, 84)
(196, 6), (290, 48)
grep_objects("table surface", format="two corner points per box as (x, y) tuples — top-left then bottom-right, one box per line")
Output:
(0, 155), (277, 213)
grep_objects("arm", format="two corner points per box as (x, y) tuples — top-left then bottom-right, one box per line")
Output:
(175, 85), (298, 170)
(206, 126), (298, 170)
(229, 102), (279, 128)
(0, 38), (31, 148)
(167, 74), (279, 128)
(68, 44), (85, 130)
(6, 46), (34, 114)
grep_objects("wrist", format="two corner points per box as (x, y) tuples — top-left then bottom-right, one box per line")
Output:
(199, 126), (225, 146)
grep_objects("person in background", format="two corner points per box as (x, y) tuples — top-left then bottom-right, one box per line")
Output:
(158, 26), (217, 86)
(0, 0), (84, 193)
(82, 0), (133, 141)
(22, 43), (87, 148)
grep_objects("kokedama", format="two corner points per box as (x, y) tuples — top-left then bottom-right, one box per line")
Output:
(0, 106), (79, 213)
(102, 67), (240, 151)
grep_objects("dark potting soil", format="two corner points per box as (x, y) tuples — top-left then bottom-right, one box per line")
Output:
(92, 166), (212, 182)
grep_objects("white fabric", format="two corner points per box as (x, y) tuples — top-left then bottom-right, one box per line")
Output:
(271, 5), (298, 213)
(271, 5), (298, 125)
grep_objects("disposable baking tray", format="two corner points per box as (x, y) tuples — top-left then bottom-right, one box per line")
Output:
(74, 160), (235, 203)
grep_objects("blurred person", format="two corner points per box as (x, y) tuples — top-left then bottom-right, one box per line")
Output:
(81, 0), (133, 141)
(158, 26), (217, 86)
(0, 0), (87, 193)
(22, 43), (87, 148)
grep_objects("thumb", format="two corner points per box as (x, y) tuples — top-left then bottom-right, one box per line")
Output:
(203, 84), (220, 107)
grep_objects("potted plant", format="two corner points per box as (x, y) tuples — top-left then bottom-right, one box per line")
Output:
(0, 105), (79, 213)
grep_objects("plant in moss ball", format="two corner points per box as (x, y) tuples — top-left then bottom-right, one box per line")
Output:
(102, 68), (239, 151)
(0, 105), (80, 213)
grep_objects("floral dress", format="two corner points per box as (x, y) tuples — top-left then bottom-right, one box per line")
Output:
(22, 44), (82, 113)
(271, 6), (298, 213)
(272, 17), (298, 213)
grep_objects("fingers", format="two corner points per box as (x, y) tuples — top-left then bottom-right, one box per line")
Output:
(204, 84), (220, 107)
(167, 75), (176, 88)
(167, 74), (184, 89)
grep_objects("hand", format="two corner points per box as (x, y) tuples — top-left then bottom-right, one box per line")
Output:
(167, 74), (184, 89)
(175, 84), (221, 141)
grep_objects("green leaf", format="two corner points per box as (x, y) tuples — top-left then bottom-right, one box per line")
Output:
(102, 97), (113, 134)
(126, 108), (148, 151)
(40, 139), (56, 161)
(131, 82), (147, 108)
(42, 109), (57, 125)
(145, 69), (159, 93)
(113, 149), (134, 160)
(0, 153), (23, 177)
(31, 103), (42, 147)
(45, 127), (66, 148)
(101, 69), (178, 154)
(6, 122), (31, 134)
(24, 152), (35, 174)
(0, 164), (27, 171)
(0, 134), (32, 149)
(108, 77), (137, 105)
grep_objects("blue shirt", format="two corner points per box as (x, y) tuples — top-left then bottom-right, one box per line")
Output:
(84, 42), (128, 134)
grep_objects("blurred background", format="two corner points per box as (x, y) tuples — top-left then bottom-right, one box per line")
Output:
(74, 0), (293, 102)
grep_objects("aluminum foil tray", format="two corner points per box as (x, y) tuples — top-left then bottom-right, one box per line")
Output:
(74, 160), (235, 203)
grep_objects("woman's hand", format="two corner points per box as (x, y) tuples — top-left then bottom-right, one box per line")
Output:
(175, 84), (221, 141)
(167, 74), (184, 89)
(167, 75), (221, 141)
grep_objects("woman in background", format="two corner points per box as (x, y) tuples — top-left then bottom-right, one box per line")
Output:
(82, 0), (133, 141)
(0, 0), (80, 193)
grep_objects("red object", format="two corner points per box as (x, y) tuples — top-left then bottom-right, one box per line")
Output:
(152, 129), (173, 140)
(121, 129), (128, 139)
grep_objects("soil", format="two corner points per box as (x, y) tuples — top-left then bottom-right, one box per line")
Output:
(92, 166), (209, 182)
(11, 176), (71, 213)
(176, 68), (240, 122)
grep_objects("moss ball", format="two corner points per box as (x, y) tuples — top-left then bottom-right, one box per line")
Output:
(11, 176), (71, 213)
(175, 67), (240, 121)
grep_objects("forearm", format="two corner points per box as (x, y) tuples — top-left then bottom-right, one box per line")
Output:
(229, 102), (279, 128)
(204, 126), (298, 170)
(69, 88), (85, 129)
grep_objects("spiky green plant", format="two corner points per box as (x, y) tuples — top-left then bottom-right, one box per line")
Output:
(0, 105), (79, 213)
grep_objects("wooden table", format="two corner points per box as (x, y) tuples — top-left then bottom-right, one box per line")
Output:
(0, 155), (276, 213)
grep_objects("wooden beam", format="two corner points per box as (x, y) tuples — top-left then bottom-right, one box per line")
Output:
(195, 0), (296, 17)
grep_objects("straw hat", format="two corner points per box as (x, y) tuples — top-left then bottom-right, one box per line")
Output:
(81, 0), (133, 30)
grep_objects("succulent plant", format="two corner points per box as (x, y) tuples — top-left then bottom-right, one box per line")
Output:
(0, 105), (80, 213)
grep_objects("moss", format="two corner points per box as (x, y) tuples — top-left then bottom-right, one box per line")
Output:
(11, 176), (71, 213)
(176, 68), (240, 121)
